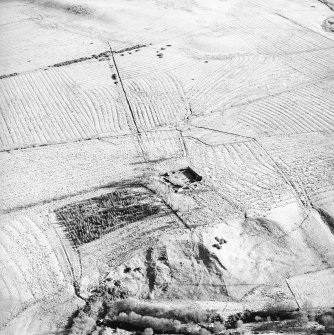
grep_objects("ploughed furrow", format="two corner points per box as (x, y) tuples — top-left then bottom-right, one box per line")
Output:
(115, 47), (197, 81)
(183, 54), (309, 115)
(0, 14), (105, 75)
(259, 133), (334, 160)
(287, 269), (334, 309)
(267, 152), (334, 216)
(238, 84), (334, 136)
(2, 298), (82, 335)
(0, 69), (92, 149)
(0, 137), (141, 213)
(3, 304), (55, 335)
(316, 77), (334, 95)
(66, 188), (182, 277)
(80, 213), (182, 273)
(276, 159), (311, 208)
(213, 12), (334, 55)
(223, 29), (330, 56)
(82, 87), (129, 134)
(0, 214), (74, 327)
(123, 72), (189, 130)
(186, 139), (295, 215)
(213, 12), (300, 35)
(0, 61), (130, 151)
(290, 157), (334, 208)
(282, 48), (334, 79)
(139, 129), (186, 161)
(255, 29), (334, 55)
(260, 133), (334, 212)
(311, 187), (334, 207)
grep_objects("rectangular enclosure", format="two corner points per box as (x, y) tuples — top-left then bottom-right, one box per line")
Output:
(162, 167), (202, 192)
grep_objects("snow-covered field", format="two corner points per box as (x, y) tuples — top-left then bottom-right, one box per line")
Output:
(0, 0), (334, 333)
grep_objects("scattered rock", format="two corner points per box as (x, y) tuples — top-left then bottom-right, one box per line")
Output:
(144, 328), (154, 335)
(236, 320), (244, 328)
(215, 236), (227, 244)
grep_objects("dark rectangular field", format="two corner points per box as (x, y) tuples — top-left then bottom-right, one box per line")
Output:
(55, 188), (162, 245)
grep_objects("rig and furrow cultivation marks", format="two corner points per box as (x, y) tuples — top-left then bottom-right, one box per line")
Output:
(256, 29), (334, 54)
(81, 87), (129, 134)
(1, 227), (41, 296)
(0, 242), (30, 302)
(310, 187), (334, 205)
(183, 55), (310, 115)
(279, 156), (334, 213)
(0, 16), (105, 74)
(186, 140), (296, 215)
(213, 12), (334, 55)
(139, 129), (186, 161)
(0, 62), (131, 150)
(213, 12), (300, 33)
(282, 48), (334, 79)
(1, 300), (69, 335)
(0, 215), (72, 312)
(123, 73), (189, 130)
(80, 214), (180, 270)
(0, 70), (90, 149)
(63, 188), (183, 270)
(238, 84), (334, 136)
(259, 134), (334, 163)
(115, 49), (196, 81)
